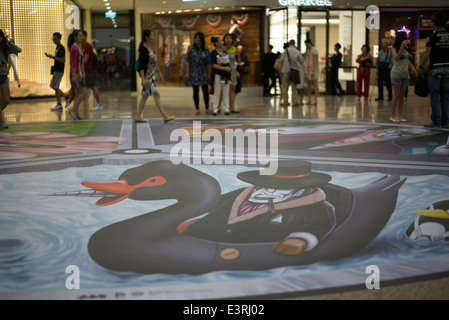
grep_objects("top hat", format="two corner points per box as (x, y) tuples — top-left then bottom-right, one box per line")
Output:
(237, 160), (332, 189)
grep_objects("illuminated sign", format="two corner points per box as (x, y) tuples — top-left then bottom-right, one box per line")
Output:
(278, 0), (333, 6)
(397, 26), (411, 35)
(105, 11), (117, 18)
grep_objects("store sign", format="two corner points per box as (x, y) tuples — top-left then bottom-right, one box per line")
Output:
(278, 0), (333, 6)
(105, 11), (117, 18)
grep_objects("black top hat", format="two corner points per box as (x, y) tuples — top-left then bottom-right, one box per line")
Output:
(237, 160), (332, 189)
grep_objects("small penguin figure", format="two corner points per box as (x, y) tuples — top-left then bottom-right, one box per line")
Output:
(406, 200), (449, 241)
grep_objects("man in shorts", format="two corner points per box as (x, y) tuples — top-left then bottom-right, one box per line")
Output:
(46, 32), (68, 111)
(82, 31), (102, 111)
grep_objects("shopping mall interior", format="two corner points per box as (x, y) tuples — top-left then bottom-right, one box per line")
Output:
(1, 0), (449, 301)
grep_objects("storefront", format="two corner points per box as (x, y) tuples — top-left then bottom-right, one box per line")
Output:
(268, 6), (367, 94)
(138, 8), (265, 87)
(0, 0), (79, 100)
(3, 1), (449, 98)
(268, 3), (449, 94)
(373, 7), (449, 71)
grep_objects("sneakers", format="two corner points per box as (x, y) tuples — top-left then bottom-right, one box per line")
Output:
(0, 121), (8, 129)
(50, 103), (63, 111)
(424, 123), (440, 128)
(91, 104), (103, 111)
(65, 99), (72, 108)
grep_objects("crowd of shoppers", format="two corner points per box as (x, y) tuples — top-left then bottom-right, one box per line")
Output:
(0, 10), (448, 129)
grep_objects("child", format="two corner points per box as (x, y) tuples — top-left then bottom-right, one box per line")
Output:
(217, 52), (231, 83)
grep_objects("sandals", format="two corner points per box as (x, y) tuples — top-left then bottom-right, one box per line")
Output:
(164, 116), (175, 123)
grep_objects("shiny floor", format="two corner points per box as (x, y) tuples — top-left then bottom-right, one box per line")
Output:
(4, 82), (437, 127)
(3, 82), (449, 300)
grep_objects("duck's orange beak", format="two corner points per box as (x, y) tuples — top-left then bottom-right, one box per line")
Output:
(81, 180), (131, 206)
(81, 176), (166, 206)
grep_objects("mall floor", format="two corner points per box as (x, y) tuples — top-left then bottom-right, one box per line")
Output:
(3, 81), (449, 300)
(3, 81), (441, 127)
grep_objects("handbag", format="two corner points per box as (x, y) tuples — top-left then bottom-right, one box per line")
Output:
(414, 72), (429, 97)
(289, 68), (301, 84)
(286, 49), (301, 84)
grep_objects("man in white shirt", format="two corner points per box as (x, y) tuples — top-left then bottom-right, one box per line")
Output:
(279, 40), (303, 106)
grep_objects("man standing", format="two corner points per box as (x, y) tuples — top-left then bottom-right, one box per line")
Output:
(46, 32), (68, 111)
(376, 38), (393, 101)
(419, 11), (449, 128)
(279, 40), (303, 106)
(261, 44), (276, 96)
(82, 31), (102, 111)
(329, 43), (345, 96)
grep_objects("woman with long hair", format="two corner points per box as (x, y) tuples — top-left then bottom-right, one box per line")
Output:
(304, 39), (319, 105)
(136, 29), (174, 123)
(0, 29), (22, 129)
(185, 31), (210, 115)
(390, 32), (416, 122)
(69, 29), (87, 120)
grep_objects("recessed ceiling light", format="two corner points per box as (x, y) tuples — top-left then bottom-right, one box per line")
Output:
(107, 6), (111, 9)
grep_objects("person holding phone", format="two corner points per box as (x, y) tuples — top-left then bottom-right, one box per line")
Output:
(46, 32), (68, 112)
(389, 32), (416, 123)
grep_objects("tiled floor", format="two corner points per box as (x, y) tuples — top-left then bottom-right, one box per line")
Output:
(4, 82), (437, 128)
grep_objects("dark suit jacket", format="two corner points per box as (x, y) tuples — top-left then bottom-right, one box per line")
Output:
(182, 188), (337, 244)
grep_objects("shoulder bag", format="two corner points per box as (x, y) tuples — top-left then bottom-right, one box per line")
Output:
(286, 49), (301, 84)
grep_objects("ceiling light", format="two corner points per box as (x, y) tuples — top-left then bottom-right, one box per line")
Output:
(105, 2), (110, 5)
(107, 6), (111, 9)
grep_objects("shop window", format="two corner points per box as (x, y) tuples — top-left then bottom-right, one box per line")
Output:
(1, 0), (73, 94)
